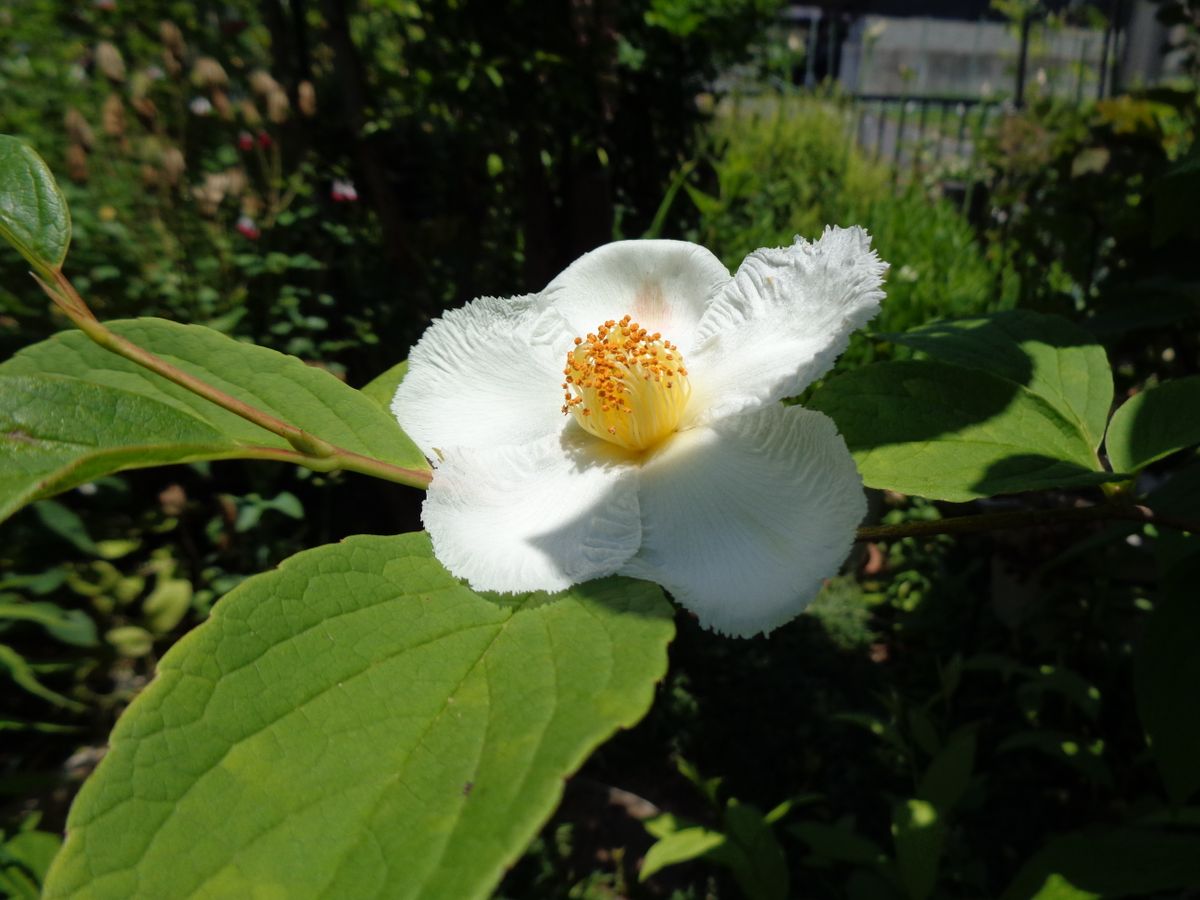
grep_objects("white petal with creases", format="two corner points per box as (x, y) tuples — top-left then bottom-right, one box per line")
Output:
(686, 227), (886, 424)
(422, 430), (641, 593)
(392, 294), (574, 456)
(539, 240), (731, 353)
(621, 405), (865, 637)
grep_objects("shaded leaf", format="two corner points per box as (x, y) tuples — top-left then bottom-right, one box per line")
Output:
(917, 730), (976, 813)
(0, 643), (84, 710)
(891, 799), (944, 900)
(789, 821), (887, 866)
(884, 310), (1113, 451)
(1000, 828), (1200, 900)
(43, 533), (674, 899)
(1135, 555), (1200, 805)
(1106, 376), (1200, 473)
(809, 360), (1110, 501)
(0, 599), (98, 647)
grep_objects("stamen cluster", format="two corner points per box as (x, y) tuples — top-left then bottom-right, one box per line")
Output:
(561, 314), (690, 451)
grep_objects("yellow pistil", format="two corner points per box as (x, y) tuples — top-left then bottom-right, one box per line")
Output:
(561, 314), (691, 452)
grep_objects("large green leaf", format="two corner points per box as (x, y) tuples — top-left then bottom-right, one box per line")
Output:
(43, 533), (674, 899)
(1, 319), (426, 469)
(0, 374), (240, 522)
(0, 319), (429, 521)
(884, 311), (1113, 451)
(808, 360), (1111, 502)
(1105, 376), (1200, 474)
(0, 135), (70, 276)
(1135, 555), (1200, 806)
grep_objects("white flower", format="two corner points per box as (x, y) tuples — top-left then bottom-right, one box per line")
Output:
(393, 228), (887, 637)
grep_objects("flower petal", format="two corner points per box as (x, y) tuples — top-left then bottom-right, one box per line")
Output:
(392, 294), (574, 456)
(539, 240), (731, 353)
(686, 226), (886, 423)
(621, 405), (865, 638)
(422, 430), (641, 593)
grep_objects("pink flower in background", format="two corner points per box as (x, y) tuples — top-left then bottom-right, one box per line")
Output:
(331, 178), (358, 202)
(235, 215), (260, 240)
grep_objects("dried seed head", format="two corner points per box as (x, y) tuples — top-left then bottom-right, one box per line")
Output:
(95, 41), (126, 82)
(161, 146), (186, 185)
(249, 69), (280, 97)
(191, 56), (229, 89)
(102, 93), (125, 137)
(266, 87), (290, 123)
(159, 21), (185, 56)
(64, 108), (95, 148)
(298, 80), (317, 117)
(66, 144), (89, 183)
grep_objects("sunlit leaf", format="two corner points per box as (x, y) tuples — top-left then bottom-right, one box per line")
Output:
(0, 135), (71, 277)
(43, 533), (674, 899)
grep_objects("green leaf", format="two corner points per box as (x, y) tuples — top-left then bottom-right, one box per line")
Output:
(1135, 555), (1200, 805)
(43, 533), (674, 899)
(809, 360), (1111, 502)
(916, 729), (976, 813)
(31, 499), (99, 554)
(0, 599), (97, 647)
(639, 827), (728, 881)
(1000, 828), (1200, 900)
(891, 799), (944, 900)
(789, 821), (887, 866)
(1105, 376), (1200, 473)
(883, 311), (1114, 451)
(0, 374), (237, 523)
(0, 643), (84, 710)
(0, 828), (62, 900)
(142, 577), (192, 634)
(0, 319), (430, 522)
(359, 359), (408, 410)
(712, 802), (789, 900)
(0, 135), (71, 277)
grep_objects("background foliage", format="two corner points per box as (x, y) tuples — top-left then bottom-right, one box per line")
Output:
(2, 0), (1199, 897)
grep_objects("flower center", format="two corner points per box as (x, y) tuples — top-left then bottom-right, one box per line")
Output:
(561, 314), (691, 452)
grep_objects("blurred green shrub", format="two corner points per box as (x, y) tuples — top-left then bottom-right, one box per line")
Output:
(681, 96), (1013, 353)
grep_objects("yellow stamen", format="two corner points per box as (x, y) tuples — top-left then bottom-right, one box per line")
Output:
(561, 314), (691, 451)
